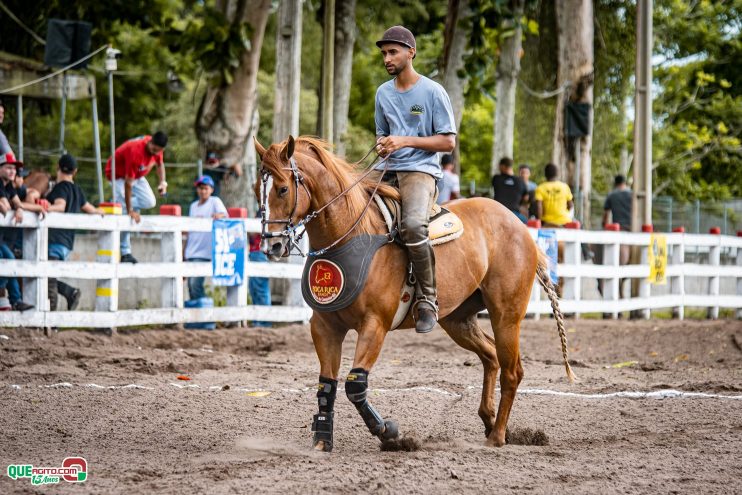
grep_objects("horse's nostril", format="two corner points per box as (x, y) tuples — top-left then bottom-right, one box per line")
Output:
(270, 242), (283, 254)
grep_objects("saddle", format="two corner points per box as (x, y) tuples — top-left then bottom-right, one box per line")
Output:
(373, 196), (464, 246)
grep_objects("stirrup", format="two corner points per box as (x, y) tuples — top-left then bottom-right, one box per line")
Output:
(412, 296), (438, 321)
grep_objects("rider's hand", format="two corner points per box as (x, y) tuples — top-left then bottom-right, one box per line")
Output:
(129, 210), (141, 223)
(376, 136), (407, 157)
(157, 181), (168, 196)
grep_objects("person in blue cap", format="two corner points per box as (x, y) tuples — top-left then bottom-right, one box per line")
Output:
(184, 175), (227, 300)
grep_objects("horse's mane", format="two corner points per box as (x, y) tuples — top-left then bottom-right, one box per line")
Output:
(264, 136), (400, 235)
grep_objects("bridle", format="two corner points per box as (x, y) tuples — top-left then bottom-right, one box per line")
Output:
(259, 144), (390, 257)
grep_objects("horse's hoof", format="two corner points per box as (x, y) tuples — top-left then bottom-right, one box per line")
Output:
(381, 419), (399, 440)
(313, 440), (333, 452)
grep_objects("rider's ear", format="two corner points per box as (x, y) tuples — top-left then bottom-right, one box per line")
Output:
(280, 135), (295, 162)
(254, 137), (267, 161)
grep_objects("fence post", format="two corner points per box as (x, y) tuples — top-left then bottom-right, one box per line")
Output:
(639, 224), (653, 319)
(707, 227), (721, 319)
(562, 222), (582, 318)
(603, 224), (620, 319)
(737, 231), (742, 320)
(95, 225), (119, 312)
(161, 231), (184, 309)
(22, 215), (48, 311)
(671, 227), (685, 320)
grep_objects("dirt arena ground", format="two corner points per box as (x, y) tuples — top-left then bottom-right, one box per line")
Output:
(1, 318), (741, 494)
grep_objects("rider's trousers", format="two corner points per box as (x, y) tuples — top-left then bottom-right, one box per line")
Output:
(371, 170), (438, 311)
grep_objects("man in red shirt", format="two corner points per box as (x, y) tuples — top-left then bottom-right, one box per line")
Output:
(105, 131), (168, 263)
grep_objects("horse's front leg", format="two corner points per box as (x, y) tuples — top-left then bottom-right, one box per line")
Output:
(310, 317), (347, 452)
(345, 320), (400, 443)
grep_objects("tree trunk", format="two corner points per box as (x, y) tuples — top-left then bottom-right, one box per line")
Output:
(195, 0), (271, 210)
(318, 0), (335, 142)
(491, 0), (524, 177)
(552, 0), (594, 226)
(332, 0), (357, 156)
(273, 0), (303, 143)
(440, 0), (470, 174)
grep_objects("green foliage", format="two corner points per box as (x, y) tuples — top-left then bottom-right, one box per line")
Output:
(161, 4), (253, 86)
(0, 0), (739, 208)
(652, 0), (742, 200)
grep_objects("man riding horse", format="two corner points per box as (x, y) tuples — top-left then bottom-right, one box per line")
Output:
(373, 25), (457, 334)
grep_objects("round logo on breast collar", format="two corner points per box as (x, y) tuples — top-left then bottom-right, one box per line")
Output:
(308, 260), (344, 304)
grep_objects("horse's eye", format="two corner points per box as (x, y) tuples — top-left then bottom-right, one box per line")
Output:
(278, 186), (289, 197)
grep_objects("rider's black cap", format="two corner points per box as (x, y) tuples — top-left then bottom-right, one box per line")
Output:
(376, 26), (416, 52)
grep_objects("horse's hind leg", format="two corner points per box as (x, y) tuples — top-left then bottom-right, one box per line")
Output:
(484, 305), (525, 447)
(310, 317), (348, 452)
(438, 312), (500, 439)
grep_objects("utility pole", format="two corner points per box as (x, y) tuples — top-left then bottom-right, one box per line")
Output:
(106, 47), (120, 204)
(632, 0), (653, 231)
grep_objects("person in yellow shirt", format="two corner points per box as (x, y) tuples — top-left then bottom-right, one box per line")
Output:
(535, 163), (574, 227)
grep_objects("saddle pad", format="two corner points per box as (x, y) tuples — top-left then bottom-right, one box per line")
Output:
(429, 209), (464, 245)
(376, 196), (464, 246)
(301, 234), (390, 312)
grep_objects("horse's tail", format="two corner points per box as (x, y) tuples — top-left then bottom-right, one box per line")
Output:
(536, 249), (578, 383)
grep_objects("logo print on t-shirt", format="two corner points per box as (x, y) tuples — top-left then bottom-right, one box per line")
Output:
(410, 104), (424, 115)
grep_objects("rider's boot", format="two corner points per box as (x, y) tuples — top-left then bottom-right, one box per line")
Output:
(408, 242), (438, 334)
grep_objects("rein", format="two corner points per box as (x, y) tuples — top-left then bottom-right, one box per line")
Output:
(260, 143), (391, 257)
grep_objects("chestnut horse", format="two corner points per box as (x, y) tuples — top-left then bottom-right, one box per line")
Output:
(254, 136), (575, 451)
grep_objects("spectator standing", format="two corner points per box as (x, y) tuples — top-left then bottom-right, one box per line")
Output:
(183, 176), (227, 300)
(492, 157), (528, 222)
(46, 154), (105, 310)
(248, 226), (271, 327)
(105, 131), (168, 263)
(203, 151), (242, 198)
(603, 175), (632, 231)
(436, 154), (460, 204)
(535, 163), (573, 227)
(0, 100), (11, 154)
(0, 152), (45, 311)
(518, 164), (537, 219)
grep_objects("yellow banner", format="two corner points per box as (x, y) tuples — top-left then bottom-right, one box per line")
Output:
(648, 234), (667, 285)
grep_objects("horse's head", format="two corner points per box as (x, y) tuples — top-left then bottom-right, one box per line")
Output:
(254, 135), (312, 259)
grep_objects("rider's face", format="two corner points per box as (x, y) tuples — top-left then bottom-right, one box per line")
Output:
(380, 43), (413, 75)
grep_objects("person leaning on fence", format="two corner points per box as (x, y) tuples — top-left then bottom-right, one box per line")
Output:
(0, 152), (47, 311)
(46, 154), (105, 311)
(492, 157), (528, 223)
(534, 163), (573, 228)
(183, 175), (227, 301)
(105, 131), (168, 264)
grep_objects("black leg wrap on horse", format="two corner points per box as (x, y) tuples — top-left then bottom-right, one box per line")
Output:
(312, 377), (337, 450)
(345, 368), (385, 437)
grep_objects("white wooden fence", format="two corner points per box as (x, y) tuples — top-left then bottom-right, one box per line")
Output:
(0, 212), (311, 329)
(0, 212), (740, 329)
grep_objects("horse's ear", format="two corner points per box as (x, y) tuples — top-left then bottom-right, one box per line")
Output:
(280, 135), (295, 162)
(254, 137), (266, 161)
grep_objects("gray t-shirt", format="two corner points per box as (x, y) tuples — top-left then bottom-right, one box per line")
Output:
(604, 188), (632, 229)
(0, 130), (11, 155)
(436, 169), (460, 204)
(375, 76), (456, 180)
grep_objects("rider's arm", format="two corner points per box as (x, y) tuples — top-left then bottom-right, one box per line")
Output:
(377, 134), (455, 156)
